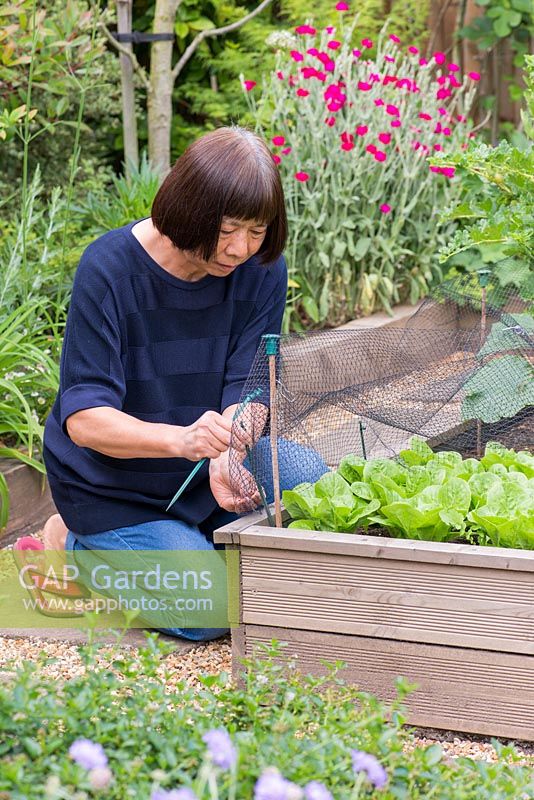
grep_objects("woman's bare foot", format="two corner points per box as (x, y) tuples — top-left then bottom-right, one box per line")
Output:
(43, 513), (68, 550)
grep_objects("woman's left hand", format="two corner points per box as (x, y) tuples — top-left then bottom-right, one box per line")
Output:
(209, 449), (260, 513)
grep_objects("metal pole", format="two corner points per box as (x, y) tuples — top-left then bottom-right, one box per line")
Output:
(263, 334), (282, 528)
(476, 269), (491, 458)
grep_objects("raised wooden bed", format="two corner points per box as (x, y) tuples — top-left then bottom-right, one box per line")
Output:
(214, 510), (534, 741)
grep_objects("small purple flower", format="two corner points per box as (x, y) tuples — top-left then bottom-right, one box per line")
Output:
(202, 728), (237, 770)
(254, 769), (302, 800)
(351, 750), (387, 789)
(151, 790), (197, 800)
(68, 738), (108, 770)
(304, 781), (333, 800)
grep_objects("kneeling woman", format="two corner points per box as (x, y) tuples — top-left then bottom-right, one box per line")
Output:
(36, 126), (315, 640)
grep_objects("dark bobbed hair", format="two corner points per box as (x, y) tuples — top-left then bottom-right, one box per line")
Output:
(151, 126), (287, 264)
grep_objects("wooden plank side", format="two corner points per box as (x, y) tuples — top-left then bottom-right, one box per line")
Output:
(242, 626), (534, 741)
(239, 548), (534, 655)
(234, 526), (534, 572)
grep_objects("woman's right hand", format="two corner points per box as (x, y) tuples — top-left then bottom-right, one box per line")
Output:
(177, 410), (235, 461)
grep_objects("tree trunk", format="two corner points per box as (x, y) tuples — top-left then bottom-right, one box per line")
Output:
(117, 0), (139, 175)
(147, 0), (180, 177)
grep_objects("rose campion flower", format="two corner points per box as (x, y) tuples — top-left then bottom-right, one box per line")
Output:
(272, 155), (281, 164)
(358, 81), (372, 91)
(374, 98), (384, 106)
(281, 147), (292, 155)
(408, 45), (418, 54)
(433, 51), (446, 65)
(385, 55), (395, 63)
(327, 40), (341, 49)
(374, 150), (387, 162)
(355, 125), (368, 135)
(390, 120), (401, 127)
(272, 135), (285, 146)
(68, 739), (108, 770)
(296, 88), (309, 97)
(295, 25), (316, 34)
(361, 38), (373, 48)
(448, 62), (459, 72)
(335, 2), (349, 10)
(325, 116), (336, 126)
(243, 80), (256, 91)
(365, 144), (377, 154)
(295, 172), (310, 181)
(202, 728), (237, 770)
(378, 132), (391, 144)
(386, 104), (399, 116)
(468, 71), (481, 81)
(380, 203), (391, 213)
(290, 50), (304, 62)
(389, 34), (401, 43)
(419, 112), (432, 121)
(351, 750), (388, 788)
(352, 48), (361, 57)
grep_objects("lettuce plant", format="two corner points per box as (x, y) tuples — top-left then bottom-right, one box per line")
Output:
(282, 438), (534, 548)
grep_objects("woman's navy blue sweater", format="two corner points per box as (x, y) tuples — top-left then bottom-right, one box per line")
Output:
(43, 221), (287, 535)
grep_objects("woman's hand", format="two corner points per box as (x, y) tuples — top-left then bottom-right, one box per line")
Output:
(209, 449), (260, 513)
(178, 410), (238, 461)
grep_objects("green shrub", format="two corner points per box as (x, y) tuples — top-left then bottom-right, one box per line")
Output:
(0, 635), (531, 799)
(244, 21), (479, 328)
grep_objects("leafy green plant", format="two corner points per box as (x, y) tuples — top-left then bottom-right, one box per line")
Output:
(283, 438), (534, 548)
(0, 634), (532, 798)
(244, 21), (477, 328)
(75, 151), (161, 234)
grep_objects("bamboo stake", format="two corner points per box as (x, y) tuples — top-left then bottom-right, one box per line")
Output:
(263, 334), (282, 528)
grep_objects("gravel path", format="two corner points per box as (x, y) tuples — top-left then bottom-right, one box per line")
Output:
(1, 634), (532, 767)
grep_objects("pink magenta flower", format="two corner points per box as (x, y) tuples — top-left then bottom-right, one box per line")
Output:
(438, 107), (447, 115)
(327, 40), (341, 49)
(385, 55), (395, 63)
(408, 45), (418, 54)
(340, 133), (355, 151)
(326, 25), (335, 33)
(386, 104), (399, 116)
(288, 75), (297, 86)
(390, 34), (401, 43)
(276, 70), (284, 80)
(457, 114), (466, 122)
(369, 72), (381, 82)
(448, 63), (459, 72)
(374, 150), (387, 162)
(325, 116), (336, 126)
(272, 135), (285, 146)
(384, 75), (398, 86)
(243, 80), (256, 91)
(419, 112), (432, 120)
(358, 81), (372, 91)
(436, 87), (451, 99)
(390, 119), (401, 127)
(468, 71), (481, 81)
(449, 75), (461, 88)
(281, 147), (292, 155)
(419, 57), (428, 66)
(353, 49), (361, 57)
(433, 51), (446, 65)
(335, 2), (349, 10)
(380, 203), (391, 213)
(378, 132), (391, 144)
(361, 38), (373, 48)
(296, 88), (309, 97)
(443, 127), (451, 136)
(295, 171), (310, 181)
(272, 154), (281, 164)
(355, 125), (368, 135)
(413, 141), (421, 150)
(374, 98), (384, 106)
(290, 50), (304, 62)
(366, 144), (377, 154)
(295, 25), (316, 34)
(434, 122), (443, 134)
(433, 143), (443, 151)
(307, 47), (320, 56)
(442, 166), (455, 177)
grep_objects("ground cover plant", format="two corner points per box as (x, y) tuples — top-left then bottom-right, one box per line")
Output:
(283, 439), (534, 549)
(0, 634), (532, 799)
(243, 16), (479, 328)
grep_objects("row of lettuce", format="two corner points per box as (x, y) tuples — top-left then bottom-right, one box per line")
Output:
(283, 439), (534, 549)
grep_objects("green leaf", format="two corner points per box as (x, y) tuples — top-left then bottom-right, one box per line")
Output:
(353, 237), (371, 259)
(302, 296), (320, 323)
(188, 16), (215, 31)
(175, 21), (189, 38)
(462, 356), (534, 423)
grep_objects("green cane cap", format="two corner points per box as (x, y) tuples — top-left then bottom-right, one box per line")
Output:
(477, 269), (491, 288)
(262, 334), (280, 356)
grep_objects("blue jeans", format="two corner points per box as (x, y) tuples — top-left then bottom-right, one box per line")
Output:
(66, 437), (328, 641)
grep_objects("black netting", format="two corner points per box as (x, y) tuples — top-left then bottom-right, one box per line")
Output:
(228, 276), (534, 521)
